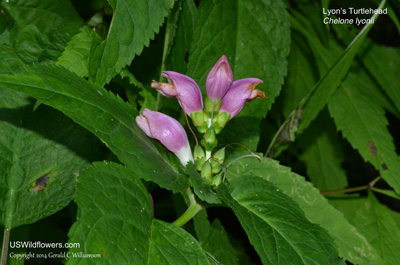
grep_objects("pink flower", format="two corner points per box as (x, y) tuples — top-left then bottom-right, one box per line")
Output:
(136, 109), (193, 166)
(220, 78), (264, 119)
(206, 55), (233, 103)
(151, 71), (203, 115)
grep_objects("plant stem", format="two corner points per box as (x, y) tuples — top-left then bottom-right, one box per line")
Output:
(1, 228), (10, 265)
(320, 185), (369, 195)
(320, 176), (381, 195)
(173, 188), (203, 227)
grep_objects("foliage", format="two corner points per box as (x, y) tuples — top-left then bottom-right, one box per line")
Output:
(0, 0), (399, 264)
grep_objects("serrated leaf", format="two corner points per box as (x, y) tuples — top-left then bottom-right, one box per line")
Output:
(226, 157), (384, 265)
(298, 110), (348, 191)
(57, 27), (101, 78)
(290, 0), (386, 132)
(0, 63), (188, 193)
(218, 176), (344, 265)
(88, 0), (175, 86)
(363, 45), (400, 114)
(330, 193), (400, 264)
(328, 73), (400, 195)
(68, 162), (210, 265)
(0, 88), (97, 229)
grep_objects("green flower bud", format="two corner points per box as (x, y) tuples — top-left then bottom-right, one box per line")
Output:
(194, 145), (206, 171)
(211, 148), (225, 173)
(201, 161), (212, 181)
(201, 127), (218, 151)
(205, 97), (221, 114)
(190, 110), (206, 128)
(212, 173), (223, 187)
(214, 111), (231, 134)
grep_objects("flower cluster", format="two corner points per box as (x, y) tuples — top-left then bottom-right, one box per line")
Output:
(136, 55), (264, 185)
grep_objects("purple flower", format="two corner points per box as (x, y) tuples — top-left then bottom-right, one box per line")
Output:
(220, 78), (264, 119)
(151, 71), (203, 115)
(136, 109), (193, 166)
(206, 55), (233, 102)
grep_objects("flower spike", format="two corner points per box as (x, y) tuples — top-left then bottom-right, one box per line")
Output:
(136, 109), (194, 166)
(219, 78), (264, 119)
(151, 71), (203, 115)
(206, 55), (233, 103)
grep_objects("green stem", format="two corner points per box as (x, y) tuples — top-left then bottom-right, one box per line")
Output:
(173, 188), (204, 227)
(320, 176), (381, 195)
(1, 228), (10, 265)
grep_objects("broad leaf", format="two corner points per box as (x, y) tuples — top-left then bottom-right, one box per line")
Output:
(226, 157), (384, 265)
(328, 73), (400, 195)
(57, 27), (101, 78)
(88, 0), (175, 85)
(290, 0), (386, 132)
(0, 88), (97, 229)
(68, 162), (210, 265)
(363, 45), (400, 114)
(0, 64), (188, 192)
(330, 193), (400, 264)
(2, 0), (82, 53)
(218, 176), (344, 265)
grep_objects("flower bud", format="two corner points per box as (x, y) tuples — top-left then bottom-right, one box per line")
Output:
(201, 161), (212, 181)
(206, 55), (233, 103)
(136, 109), (193, 166)
(212, 173), (223, 187)
(152, 71), (203, 115)
(220, 78), (264, 119)
(194, 145), (206, 171)
(213, 111), (231, 134)
(201, 127), (218, 151)
(211, 148), (225, 174)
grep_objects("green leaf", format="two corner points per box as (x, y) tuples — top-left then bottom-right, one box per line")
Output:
(218, 176), (344, 265)
(0, 87), (97, 229)
(291, 0), (386, 132)
(57, 27), (101, 78)
(226, 157), (384, 265)
(279, 32), (319, 118)
(165, 0), (197, 74)
(2, 0), (82, 51)
(88, 0), (175, 86)
(0, 25), (61, 74)
(68, 162), (210, 265)
(298, 110), (348, 191)
(328, 73), (400, 195)
(0, 63), (188, 193)
(363, 45), (400, 114)
(330, 193), (400, 264)
(188, 0), (290, 118)
(201, 219), (239, 265)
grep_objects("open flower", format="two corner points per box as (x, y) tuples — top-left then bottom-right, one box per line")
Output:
(136, 109), (193, 166)
(206, 55), (233, 103)
(219, 78), (264, 119)
(151, 71), (203, 115)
